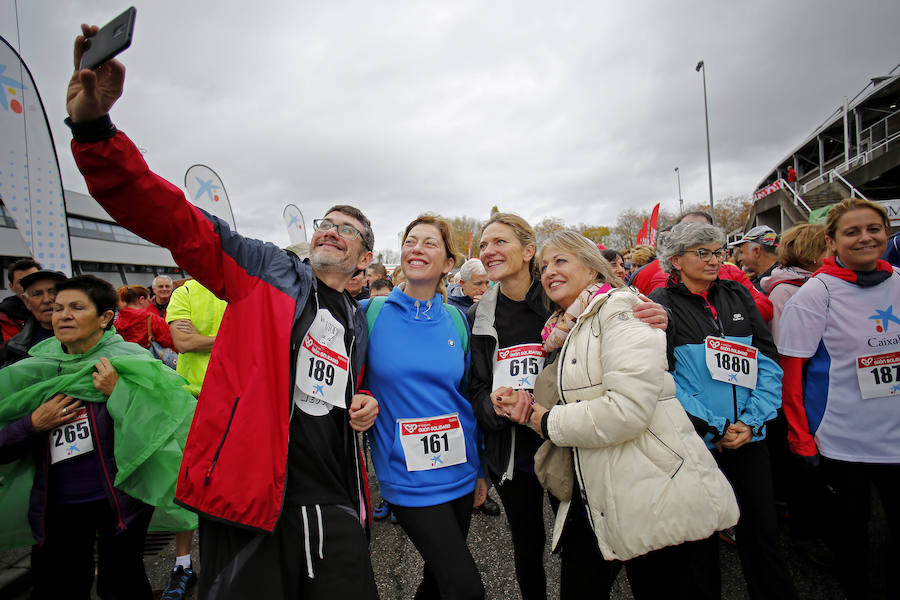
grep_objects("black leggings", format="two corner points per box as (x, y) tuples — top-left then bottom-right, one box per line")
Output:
(557, 488), (700, 600)
(31, 499), (153, 600)
(695, 441), (798, 600)
(390, 492), (484, 600)
(821, 458), (900, 600)
(490, 468), (558, 600)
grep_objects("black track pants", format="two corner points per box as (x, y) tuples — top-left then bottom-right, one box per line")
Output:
(198, 503), (379, 600)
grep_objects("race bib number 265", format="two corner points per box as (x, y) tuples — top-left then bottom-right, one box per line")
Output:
(49, 408), (94, 464)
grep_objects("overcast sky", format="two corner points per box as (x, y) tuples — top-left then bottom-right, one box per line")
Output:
(1, 0), (898, 256)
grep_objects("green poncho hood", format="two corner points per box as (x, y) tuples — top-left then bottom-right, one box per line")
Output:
(0, 329), (198, 549)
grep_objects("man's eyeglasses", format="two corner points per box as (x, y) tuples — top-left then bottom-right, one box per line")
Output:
(682, 248), (727, 262)
(23, 287), (57, 300)
(313, 219), (370, 250)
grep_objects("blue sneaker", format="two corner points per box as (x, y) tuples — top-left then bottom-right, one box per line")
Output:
(390, 511), (399, 524)
(373, 499), (391, 521)
(162, 565), (197, 600)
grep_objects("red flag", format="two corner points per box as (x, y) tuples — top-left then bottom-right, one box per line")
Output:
(635, 218), (650, 246)
(648, 203), (660, 247)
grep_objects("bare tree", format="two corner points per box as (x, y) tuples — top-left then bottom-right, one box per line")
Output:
(534, 217), (566, 245)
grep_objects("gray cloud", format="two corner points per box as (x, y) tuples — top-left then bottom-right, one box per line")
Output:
(2, 0), (898, 252)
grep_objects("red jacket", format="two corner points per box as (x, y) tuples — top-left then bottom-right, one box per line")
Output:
(113, 306), (174, 349)
(646, 261), (774, 322)
(72, 129), (370, 533)
(0, 295), (30, 343)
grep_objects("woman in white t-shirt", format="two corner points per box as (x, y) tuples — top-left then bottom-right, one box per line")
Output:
(779, 198), (900, 599)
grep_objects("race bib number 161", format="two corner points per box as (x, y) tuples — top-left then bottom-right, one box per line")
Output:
(397, 413), (467, 472)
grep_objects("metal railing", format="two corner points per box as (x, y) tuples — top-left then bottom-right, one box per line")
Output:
(830, 170), (868, 201)
(780, 178), (812, 213)
(753, 178), (811, 214)
(796, 107), (900, 194)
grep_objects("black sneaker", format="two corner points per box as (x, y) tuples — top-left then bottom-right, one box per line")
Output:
(162, 565), (197, 600)
(475, 494), (501, 516)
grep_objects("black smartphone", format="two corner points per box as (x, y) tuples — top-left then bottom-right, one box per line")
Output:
(79, 7), (137, 70)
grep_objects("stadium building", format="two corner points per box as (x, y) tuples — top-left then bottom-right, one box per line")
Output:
(0, 189), (183, 298)
(745, 65), (900, 233)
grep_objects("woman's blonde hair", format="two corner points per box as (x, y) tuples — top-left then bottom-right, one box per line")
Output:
(483, 212), (539, 279)
(402, 214), (463, 300)
(778, 223), (827, 270)
(537, 230), (623, 310)
(630, 245), (656, 267)
(825, 198), (890, 240)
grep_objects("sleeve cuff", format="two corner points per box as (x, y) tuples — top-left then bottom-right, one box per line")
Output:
(65, 114), (117, 143)
(541, 410), (550, 440)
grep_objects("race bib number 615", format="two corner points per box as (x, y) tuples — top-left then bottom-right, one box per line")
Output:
(493, 343), (546, 390)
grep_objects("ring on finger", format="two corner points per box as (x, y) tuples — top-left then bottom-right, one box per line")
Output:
(63, 407), (68, 415)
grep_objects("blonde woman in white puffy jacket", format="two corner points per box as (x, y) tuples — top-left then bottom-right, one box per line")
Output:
(516, 231), (738, 600)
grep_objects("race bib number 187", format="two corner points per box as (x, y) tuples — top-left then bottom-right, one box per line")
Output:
(856, 351), (900, 399)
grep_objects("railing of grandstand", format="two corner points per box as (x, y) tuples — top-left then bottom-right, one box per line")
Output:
(799, 106), (900, 195)
(829, 170), (868, 201)
(781, 178), (812, 213)
(753, 178), (812, 214)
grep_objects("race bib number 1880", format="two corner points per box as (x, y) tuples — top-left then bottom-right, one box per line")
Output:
(397, 413), (467, 472)
(704, 336), (758, 389)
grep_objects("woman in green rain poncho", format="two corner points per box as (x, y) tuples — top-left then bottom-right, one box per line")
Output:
(0, 275), (197, 600)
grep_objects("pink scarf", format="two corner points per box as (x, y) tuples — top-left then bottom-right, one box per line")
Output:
(541, 282), (611, 352)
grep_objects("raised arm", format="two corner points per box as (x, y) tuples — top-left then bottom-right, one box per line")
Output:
(66, 25), (295, 303)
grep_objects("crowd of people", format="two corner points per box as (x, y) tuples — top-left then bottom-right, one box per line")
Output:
(0, 23), (898, 600)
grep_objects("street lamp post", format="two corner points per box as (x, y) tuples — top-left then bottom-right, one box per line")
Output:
(674, 167), (683, 216)
(696, 60), (715, 225)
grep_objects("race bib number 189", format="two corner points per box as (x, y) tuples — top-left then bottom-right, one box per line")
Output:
(295, 309), (350, 410)
(704, 336), (758, 389)
(398, 413), (467, 472)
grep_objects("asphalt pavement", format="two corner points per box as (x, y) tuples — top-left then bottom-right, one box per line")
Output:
(4, 480), (871, 599)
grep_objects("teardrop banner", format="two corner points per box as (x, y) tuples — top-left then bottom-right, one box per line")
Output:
(282, 203), (307, 245)
(0, 35), (72, 274)
(184, 164), (237, 231)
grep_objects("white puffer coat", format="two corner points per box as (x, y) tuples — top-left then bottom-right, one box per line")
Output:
(547, 287), (739, 561)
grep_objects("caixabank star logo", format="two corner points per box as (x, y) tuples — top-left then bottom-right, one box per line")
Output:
(869, 305), (900, 334)
(0, 63), (26, 114)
